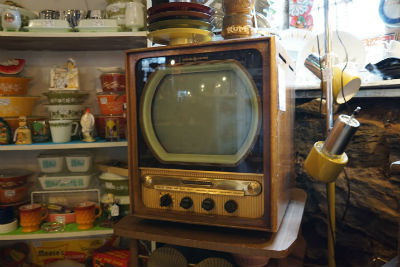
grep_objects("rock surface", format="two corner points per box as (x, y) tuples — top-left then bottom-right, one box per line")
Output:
(295, 98), (400, 266)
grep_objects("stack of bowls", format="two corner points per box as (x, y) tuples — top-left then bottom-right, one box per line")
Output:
(95, 67), (127, 140)
(146, 2), (215, 45)
(0, 76), (41, 138)
(43, 90), (88, 142)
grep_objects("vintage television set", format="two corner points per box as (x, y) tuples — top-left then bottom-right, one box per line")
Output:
(125, 36), (295, 232)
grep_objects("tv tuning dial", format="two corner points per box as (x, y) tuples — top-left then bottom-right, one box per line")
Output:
(224, 200), (238, 213)
(179, 197), (193, 209)
(201, 198), (215, 211)
(160, 194), (172, 207)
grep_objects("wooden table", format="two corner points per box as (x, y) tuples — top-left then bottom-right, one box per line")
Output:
(114, 188), (306, 266)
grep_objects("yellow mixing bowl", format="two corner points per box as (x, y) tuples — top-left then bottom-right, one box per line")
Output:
(0, 96), (40, 117)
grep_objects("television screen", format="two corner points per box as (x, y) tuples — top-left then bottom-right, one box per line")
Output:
(141, 60), (260, 165)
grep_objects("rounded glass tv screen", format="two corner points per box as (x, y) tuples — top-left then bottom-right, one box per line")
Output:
(140, 60), (261, 166)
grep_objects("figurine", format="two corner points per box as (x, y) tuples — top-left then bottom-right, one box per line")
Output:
(80, 108), (95, 142)
(0, 118), (11, 145)
(49, 58), (79, 90)
(13, 116), (32, 145)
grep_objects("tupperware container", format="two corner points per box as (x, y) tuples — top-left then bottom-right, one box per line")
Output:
(99, 172), (129, 195)
(37, 153), (65, 173)
(65, 153), (93, 173)
(38, 172), (93, 190)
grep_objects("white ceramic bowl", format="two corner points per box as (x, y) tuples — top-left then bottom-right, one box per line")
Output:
(37, 154), (65, 173)
(0, 219), (18, 234)
(65, 153), (92, 173)
(38, 172), (93, 190)
(46, 104), (85, 120)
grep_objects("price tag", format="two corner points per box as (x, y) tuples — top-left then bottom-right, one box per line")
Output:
(100, 97), (108, 104)
(111, 203), (119, 217)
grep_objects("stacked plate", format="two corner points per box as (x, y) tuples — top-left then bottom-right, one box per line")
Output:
(147, 2), (215, 46)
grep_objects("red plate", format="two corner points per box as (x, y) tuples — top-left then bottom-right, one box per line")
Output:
(147, 10), (213, 24)
(147, 2), (214, 16)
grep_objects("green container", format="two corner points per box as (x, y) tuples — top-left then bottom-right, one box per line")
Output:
(99, 172), (129, 195)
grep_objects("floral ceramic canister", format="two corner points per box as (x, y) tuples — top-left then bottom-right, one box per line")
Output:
(289, 0), (314, 30)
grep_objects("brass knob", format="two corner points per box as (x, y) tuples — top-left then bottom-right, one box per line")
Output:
(143, 176), (153, 187)
(247, 182), (261, 195)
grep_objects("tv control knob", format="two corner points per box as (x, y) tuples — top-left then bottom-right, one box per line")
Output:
(160, 194), (172, 207)
(201, 198), (215, 211)
(179, 197), (193, 209)
(224, 200), (238, 213)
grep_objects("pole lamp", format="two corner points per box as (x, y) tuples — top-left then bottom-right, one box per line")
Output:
(302, 1), (362, 266)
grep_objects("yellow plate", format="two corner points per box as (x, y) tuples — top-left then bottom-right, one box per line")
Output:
(147, 27), (213, 45)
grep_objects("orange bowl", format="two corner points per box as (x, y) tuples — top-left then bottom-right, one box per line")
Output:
(0, 77), (31, 96)
(0, 96), (40, 117)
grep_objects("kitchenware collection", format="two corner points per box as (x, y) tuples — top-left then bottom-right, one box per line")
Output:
(1, 1), (146, 32)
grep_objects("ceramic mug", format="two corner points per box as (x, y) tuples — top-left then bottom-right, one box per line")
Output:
(2, 7), (21, 31)
(125, 1), (145, 31)
(19, 204), (48, 232)
(74, 201), (102, 229)
(49, 120), (79, 143)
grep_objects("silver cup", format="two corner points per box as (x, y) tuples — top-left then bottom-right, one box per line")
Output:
(64, 9), (86, 28)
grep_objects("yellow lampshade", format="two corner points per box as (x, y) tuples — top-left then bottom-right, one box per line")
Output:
(324, 66), (361, 104)
(304, 141), (348, 183)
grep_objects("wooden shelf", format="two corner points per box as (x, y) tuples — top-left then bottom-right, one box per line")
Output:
(114, 188), (306, 261)
(0, 31), (147, 51)
(0, 222), (113, 240)
(0, 139), (127, 151)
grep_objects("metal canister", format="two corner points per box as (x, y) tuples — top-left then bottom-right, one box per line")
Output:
(323, 109), (361, 156)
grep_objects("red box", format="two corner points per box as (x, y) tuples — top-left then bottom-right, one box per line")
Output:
(93, 250), (130, 267)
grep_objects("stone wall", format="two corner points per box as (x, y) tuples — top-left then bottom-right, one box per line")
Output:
(295, 97), (400, 266)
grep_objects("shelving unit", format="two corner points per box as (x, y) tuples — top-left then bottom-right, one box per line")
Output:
(0, 2), (144, 247)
